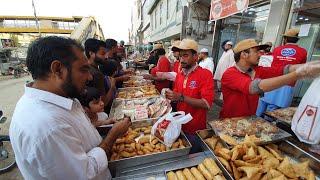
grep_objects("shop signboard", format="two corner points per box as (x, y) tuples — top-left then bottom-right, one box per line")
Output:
(210, 0), (249, 21)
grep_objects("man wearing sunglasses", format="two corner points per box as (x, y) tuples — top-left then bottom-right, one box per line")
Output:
(166, 39), (214, 153)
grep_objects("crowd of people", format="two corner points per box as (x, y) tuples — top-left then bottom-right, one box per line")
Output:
(8, 28), (320, 179)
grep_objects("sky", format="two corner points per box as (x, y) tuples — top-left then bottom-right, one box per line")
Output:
(0, 0), (133, 42)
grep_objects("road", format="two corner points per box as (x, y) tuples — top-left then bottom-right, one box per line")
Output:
(0, 76), (32, 180)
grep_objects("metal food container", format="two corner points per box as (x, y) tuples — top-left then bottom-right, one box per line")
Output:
(196, 129), (235, 180)
(209, 116), (292, 146)
(196, 129), (320, 180)
(108, 120), (192, 173)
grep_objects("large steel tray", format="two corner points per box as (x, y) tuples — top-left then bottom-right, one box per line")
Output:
(109, 97), (172, 122)
(264, 107), (297, 126)
(197, 129), (320, 180)
(108, 120), (192, 174)
(116, 86), (160, 100)
(209, 116), (292, 146)
(112, 152), (211, 179)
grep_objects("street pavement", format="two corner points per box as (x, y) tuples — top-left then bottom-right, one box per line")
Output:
(0, 76), (222, 179)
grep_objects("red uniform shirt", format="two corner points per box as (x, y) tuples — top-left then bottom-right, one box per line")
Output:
(220, 66), (284, 118)
(173, 61), (181, 74)
(272, 43), (307, 86)
(174, 66), (214, 134)
(151, 56), (171, 92)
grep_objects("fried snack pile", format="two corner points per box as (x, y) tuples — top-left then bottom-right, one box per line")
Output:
(110, 126), (186, 161)
(116, 86), (158, 99)
(167, 158), (225, 180)
(204, 135), (316, 180)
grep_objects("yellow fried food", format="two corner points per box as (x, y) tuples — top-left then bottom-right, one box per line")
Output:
(139, 135), (151, 144)
(258, 146), (275, 159)
(176, 170), (187, 180)
(203, 158), (221, 176)
(220, 134), (238, 146)
(198, 163), (213, 180)
(205, 137), (218, 150)
(190, 167), (206, 180)
(230, 162), (242, 180)
(237, 166), (262, 179)
(262, 157), (280, 170)
(183, 168), (196, 180)
(217, 156), (232, 173)
(213, 175), (225, 180)
(277, 157), (297, 178)
(167, 171), (178, 180)
(216, 148), (231, 160)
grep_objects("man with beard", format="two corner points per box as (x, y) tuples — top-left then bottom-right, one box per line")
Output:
(105, 38), (130, 88)
(9, 36), (131, 179)
(85, 39), (116, 110)
(166, 39), (214, 153)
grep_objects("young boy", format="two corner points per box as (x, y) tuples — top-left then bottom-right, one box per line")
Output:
(79, 87), (115, 127)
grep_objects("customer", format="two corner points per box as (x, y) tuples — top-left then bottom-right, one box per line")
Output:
(214, 40), (235, 91)
(198, 48), (214, 74)
(85, 38), (115, 111)
(9, 36), (131, 179)
(79, 87), (115, 127)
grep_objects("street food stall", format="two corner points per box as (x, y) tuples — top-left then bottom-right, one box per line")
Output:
(107, 65), (320, 180)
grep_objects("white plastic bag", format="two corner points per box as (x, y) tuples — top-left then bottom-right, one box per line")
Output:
(291, 77), (320, 144)
(156, 72), (177, 81)
(151, 111), (192, 147)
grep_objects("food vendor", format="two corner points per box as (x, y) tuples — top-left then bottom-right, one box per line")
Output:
(143, 44), (172, 92)
(9, 36), (131, 179)
(220, 39), (320, 118)
(165, 39), (214, 153)
(256, 29), (307, 116)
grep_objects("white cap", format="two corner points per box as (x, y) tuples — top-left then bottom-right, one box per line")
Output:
(200, 48), (209, 53)
(226, 41), (233, 46)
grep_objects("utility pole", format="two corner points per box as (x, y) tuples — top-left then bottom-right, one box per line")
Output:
(32, 0), (41, 37)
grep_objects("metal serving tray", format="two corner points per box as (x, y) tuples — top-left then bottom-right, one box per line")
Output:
(108, 120), (192, 174)
(196, 129), (234, 180)
(209, 116), (292, 146)
(113, 152), (212, 179)
(109, 97), (172, 122)
(197, 129), (320, 180)
(264, 107), (297, 126)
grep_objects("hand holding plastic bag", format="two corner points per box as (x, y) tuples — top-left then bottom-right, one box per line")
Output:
(296, 60), (320, 79)
(151, 112), (192, 147)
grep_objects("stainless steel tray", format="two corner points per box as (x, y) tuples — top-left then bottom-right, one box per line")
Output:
(116, 86), (160, 100)
(264, 107), (297, 126)
(113, 152), (212, 179)
(164, 155), (227, 180)
(197, 129), (320, 180)
(109, 97), (172, 122)
(108, 120), (192, 173)
(196, 129), (234, 180)
(209, 116), (292, 146)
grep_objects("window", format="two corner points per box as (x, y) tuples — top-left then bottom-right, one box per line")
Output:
(160, 2), (163, 25)
(176, 0), (182, 12)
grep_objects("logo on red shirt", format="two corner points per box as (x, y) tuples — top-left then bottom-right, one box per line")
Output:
(281, 48), (296, 57)
(189, 81), (198, 89)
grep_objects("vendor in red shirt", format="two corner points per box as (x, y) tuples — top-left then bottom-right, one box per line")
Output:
(256, 29), (307, 116)
(220, 39), (320, 118)
(166, 39), (214, 153)
(143, 44), (171, 92)
(171, 40), (182, 74)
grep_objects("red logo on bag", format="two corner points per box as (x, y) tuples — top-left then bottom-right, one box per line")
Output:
(306, 109), (314, 116)
(158, 120), (171, 129)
